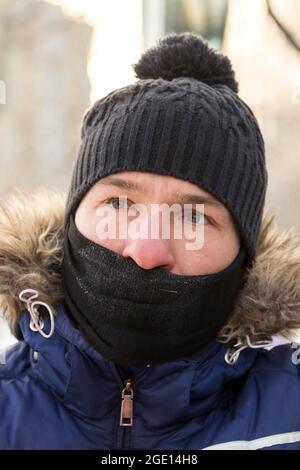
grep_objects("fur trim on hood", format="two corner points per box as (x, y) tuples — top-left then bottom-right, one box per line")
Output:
(0, 188), (300, 343)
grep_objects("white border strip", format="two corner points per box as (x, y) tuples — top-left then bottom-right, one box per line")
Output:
(202, 432), (300, 450)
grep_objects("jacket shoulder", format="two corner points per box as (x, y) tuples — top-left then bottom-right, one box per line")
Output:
(250, 343), (300, 374)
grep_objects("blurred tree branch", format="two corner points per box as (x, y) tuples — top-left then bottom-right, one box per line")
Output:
(266, 0), (300, 54)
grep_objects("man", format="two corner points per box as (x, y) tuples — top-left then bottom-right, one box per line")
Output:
(0, 32), (300, 450)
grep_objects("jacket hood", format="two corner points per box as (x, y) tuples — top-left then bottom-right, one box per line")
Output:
(0, 188), (300, 343)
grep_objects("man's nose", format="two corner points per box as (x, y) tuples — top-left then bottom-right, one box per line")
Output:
(122, 238), (175, 271)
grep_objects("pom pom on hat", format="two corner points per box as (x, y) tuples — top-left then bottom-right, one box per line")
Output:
(132, 31), (239, 93)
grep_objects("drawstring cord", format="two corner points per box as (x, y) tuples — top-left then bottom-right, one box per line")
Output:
(19, 289), (55, 339)
(223, 335), (275, 365)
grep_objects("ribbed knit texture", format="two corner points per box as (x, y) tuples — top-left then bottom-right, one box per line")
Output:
(64, 77), (267, 267)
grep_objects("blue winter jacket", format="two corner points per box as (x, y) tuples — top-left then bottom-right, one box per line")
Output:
(0, 190), (300, 450)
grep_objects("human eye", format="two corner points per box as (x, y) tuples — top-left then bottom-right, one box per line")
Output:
(103, 196), (131, 210)
(183, 208), (210, 225)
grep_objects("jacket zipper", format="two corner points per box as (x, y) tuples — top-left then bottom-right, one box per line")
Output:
(114, 366), (151, 449)
(120, 378), (134, 426)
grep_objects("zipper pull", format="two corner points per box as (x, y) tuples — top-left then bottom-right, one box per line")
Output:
(120, 378), (134, 427)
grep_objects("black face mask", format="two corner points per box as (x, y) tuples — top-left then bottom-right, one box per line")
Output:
(61, 214), (246, 367)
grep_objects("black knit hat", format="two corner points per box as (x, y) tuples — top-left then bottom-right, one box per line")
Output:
(64, 32), (268, 268)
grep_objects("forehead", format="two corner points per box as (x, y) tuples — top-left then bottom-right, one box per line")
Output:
(97, 171), (216, 198)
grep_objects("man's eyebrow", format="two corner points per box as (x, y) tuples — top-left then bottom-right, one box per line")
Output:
(97, 177), (222, 208)
(172, 192), (222, 208)
(97, 177), (143, 192)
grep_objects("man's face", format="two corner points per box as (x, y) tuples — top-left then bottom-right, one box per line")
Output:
(75, 171), (240, 275)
